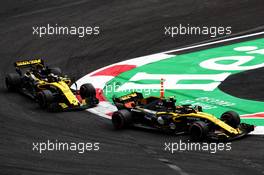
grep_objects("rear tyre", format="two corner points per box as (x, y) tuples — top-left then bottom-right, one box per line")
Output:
(37, 90), (54, 108)
(189, 121), (209, 141)
(5, 73), (21, 91)
(80, 83), (96, 99)
(112, 109), (133, 129)
(220, 111), (240, 128)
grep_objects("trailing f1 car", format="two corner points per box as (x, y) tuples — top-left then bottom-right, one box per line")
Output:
(5, 59), (99, 112)
(111, 92), (254, 141)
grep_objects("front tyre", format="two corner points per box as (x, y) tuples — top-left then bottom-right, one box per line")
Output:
(37, 90), (54, 108)
(112, 109), (133, 129)
(189, 121), (209, 141)
(80, 83), (96, 99)
(220, 111), (240, 128)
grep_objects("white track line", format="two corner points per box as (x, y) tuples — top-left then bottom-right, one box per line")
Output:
(163, 31), (264, 54)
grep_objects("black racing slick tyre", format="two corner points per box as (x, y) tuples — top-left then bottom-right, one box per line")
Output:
(5, 73), (21, 91)
(220, 111), (241, 128)
(80, 83), (96, 99)
(49, 67), (62, 75)
(48, 103), (63, 112)
(37, 90), (54, 108)
(112, 109), (133, 129)
(189, 121), (209, 141)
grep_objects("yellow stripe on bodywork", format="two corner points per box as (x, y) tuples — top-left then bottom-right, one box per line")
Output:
(31, 73), (79, 106)
(59, 103), (68, 109)
(157, 112), (239, 135)
(50, 81), (79, 106)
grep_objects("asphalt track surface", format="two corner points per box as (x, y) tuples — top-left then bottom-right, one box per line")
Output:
(1, 1), (264, 175)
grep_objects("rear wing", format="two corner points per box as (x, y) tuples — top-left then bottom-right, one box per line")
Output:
(113, 92), (144, 103)
(14, 59), (44, 68)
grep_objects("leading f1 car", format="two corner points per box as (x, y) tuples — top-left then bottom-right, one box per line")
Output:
(5, 59), (99, 112)
(111, 92), (254, 141)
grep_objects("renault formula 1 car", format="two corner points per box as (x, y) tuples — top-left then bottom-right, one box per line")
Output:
(111, 92), (254, 141)
(5, 59), (99, 112)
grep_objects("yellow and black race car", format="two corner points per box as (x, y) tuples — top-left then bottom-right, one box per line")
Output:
(112, 92), (254, 141)
(5, 59), (99, 112)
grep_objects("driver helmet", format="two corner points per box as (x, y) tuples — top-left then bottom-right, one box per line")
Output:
(166, 96), (176, 110)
